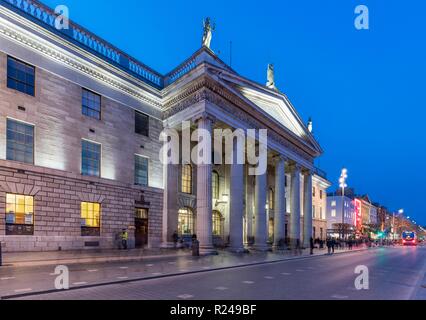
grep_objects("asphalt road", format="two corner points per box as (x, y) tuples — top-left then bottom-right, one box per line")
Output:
(5, 246), (426, 300)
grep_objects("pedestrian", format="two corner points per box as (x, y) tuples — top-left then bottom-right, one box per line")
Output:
(326, 238), (332, 255)
(172, 231), (179, 249)
(310, 237), (314, 255)
(121, 228), (128, 250)
(331, 238), (335, 254)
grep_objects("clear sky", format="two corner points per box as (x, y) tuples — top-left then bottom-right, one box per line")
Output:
(41, 0), (426, 225)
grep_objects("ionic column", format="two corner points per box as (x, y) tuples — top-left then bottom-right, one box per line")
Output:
(253, 169), (268, 251)
(273, 156), (287, 248)
(229, 137), (245, 252)
(194, 114), (215, 254)
(290, 163), (301, 248)
(303, 170), (313, 248)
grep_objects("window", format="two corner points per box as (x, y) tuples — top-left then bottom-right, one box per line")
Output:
(135, 155), (149, 186)
(181, 164), (192, 194)
(135, 208), (148, 219)
(312, 205), (316, 219)
(331, 201), (337, 207)
(212, 211), (223, 236)
(268, 188), (274, 210)
(82, 89), (101, 119)
(7, 119), (34, 164)
(178, 207), (194, 236)
(313, 187), (316, 197)
(81, 140), (101, 177)
(6, 194), (34, 235)
(7, 56), (35, 96)
(320, 190), (323, 199)
(81, 202), (100, 236)
(331, 209), (337, 217)
(135, 111), (149, 136)
(212, 171), (219, 200)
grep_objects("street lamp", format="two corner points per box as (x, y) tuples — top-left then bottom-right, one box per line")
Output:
(339, 168), (348, 240)
(392, 209), (404, 241)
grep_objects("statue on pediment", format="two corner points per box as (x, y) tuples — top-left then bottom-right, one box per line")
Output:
(266, 64), (277, 90)
(202, 17), (215, 49)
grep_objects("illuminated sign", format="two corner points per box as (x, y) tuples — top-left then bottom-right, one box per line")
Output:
(355, 199), (362, 229)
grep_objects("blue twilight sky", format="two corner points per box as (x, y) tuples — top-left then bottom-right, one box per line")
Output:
(41, 0), (426, 225)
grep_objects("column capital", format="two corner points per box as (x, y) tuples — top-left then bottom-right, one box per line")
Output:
(272, 154), (288, 164)
(288, 162), (302, 173)
(302, 168), (314, 176)
(192, 112), (216, 125)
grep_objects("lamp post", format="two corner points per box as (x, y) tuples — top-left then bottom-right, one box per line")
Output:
(392, 209), (404, 241)
(339, 168), (348, 240)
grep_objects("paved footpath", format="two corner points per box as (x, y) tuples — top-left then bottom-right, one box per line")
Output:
(0, 246), (371, 299)
(13, 246), (426, 300)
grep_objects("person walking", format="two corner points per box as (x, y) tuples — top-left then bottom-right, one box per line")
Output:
(331, 238), (336, 254)
(326, 237), (332, 255)
(310, 237), (314, 255)
(121, 228), (128, 250)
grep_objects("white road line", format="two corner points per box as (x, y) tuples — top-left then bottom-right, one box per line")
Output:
(87, 269), (98, 272)
(281, 273), (291, 276)
(331, 294), (349, 300)
(14, 288), (32, 293)
(243, 281), (255, 284)
(73, 282), (88, 286)
(215, 287), (228, 291)
(0, 277), (16, 281)
(264, 276), (275, 280)
(177, 294), (194, 299)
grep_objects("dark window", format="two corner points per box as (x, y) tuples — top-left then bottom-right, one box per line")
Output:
(6, 119), (34, 164)
(82, 89), (101, 119)
(82, 140), (101, 177)
(135, 155), (149, 186)
(7, 56), (35, 96)
(135, 111), (149, 136)
(320, 190), (323, 199)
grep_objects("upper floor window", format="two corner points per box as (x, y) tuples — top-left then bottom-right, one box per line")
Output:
(135, 111), (149, 136)
(181, 164), (192, 194)
(320, 190), (323, 199)
(135, 155), (149, 186)
(212, 171), (219, 200)
(7, 119), (34, 164)
(312, 187), (316, 197)
(312, 205), (316, 218)
(82, 89), (101, 119)
(7, 56), (35, 96)
(331, 209), (337, 217)
(81, 140), (101, 177)
(331, 201), (337, 207)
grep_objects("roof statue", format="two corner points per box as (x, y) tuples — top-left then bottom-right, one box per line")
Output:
(266, 64), (277, 90)
(308, 117), (313, 133)
(202, 17), (215, 49)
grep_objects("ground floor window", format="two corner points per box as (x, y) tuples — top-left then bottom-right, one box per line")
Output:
(135, 208), (148, 248)
(178, 207), (194, 236)
(268, 218), (274, 242)
(81, 202), (101, 236)
(6, 194), (34, 235)
(212, 210), (223, 236)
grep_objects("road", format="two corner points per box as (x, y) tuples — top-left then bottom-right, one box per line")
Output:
(2, 246), (425, 300)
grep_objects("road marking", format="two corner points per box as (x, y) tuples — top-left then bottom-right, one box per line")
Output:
(117, 277), (129, 280)
(177, 294), (194, 300)
(119, 267), (129, 269)
(87, 269), (98, 272)
(281, 273), (291, 276)
(146, 264), (154, 267)
(202, 266), (211, 270)
(0, 277), (16, 281)
(331, 294), (349, 300)
(264, 276), (275, 280)
(14, 288), (32, 293)
(73, 282), (88, 286)
(243, 281), (255, 284)
(296, 269), (304, 272)
(215, 287), (228, 291)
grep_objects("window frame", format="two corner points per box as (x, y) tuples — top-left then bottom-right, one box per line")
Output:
(178, 207), (194, 236)
(6, 118), (35, 165)
(134, 154), (149, 187)
(212, 171), (220, 200)
(81, 139), (101, 177)
(81, 202), (101, 236)
(181, 164), (193, 194)
(82, 88), (102, 120)
(135, 110), (149, 137)
(7, 56), (35, 97)
(5, 193), (35, 236)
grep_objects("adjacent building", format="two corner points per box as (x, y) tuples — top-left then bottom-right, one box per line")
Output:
(0, 0), (324, 252)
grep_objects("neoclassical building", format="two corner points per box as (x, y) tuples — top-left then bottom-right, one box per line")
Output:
(0, 0), (327, 253)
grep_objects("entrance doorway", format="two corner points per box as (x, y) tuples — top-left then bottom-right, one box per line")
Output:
(135, 208), (148, 248)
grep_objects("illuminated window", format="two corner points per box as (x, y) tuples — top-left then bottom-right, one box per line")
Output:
(178, 207), (194, 236)
(268, 188), (274, 210)
(82, 88), (101, 119)
(331, 209), (337, 217)
(212, 171), (219, 200)
(135, 155), (149, 186)
(268, 218), (274, 241)
(7, 56), (35, 96)
(331, 201), (337, 207)
(212, 211), (223, 236)
(135, 208), (148, 219)
(135, 111), (149, 136)
(181, 164), (192, 194)
(7, 119), (34, 164)
(312, 205), (316, 218)
(81, 202), (100, 236)
(82, 140), (101, 177)
(6, 194), (34, 235)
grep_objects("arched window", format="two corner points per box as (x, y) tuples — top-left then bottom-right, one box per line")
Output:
(268, 188), (274, 210)
(212, 171), (219, 200)
(212, 210), (223, 236)
(181, 164), (192, 194)
(178, 207), (194, 236)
